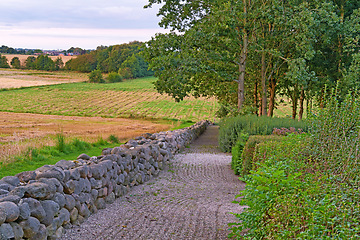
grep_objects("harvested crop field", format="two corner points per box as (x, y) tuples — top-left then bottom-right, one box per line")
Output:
(0, 112), (171, 165)
(0, 69), (87, 89)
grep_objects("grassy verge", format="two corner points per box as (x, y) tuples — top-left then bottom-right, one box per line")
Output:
(0, 135), (121, 178)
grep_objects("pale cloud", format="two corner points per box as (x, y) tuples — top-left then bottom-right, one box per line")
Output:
(0, 0), (165, 49)
(0, 26), (169, 50)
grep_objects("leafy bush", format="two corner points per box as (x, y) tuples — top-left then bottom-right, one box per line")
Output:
(311, 91), (360, 183)
(219, 115), (308, 152)
(231, 132), (249, 175)
(230, 134), (359, 239)
(106, 72), (123, 83)
(88, 70), (104, 83)
(236, 135), (283, 176)
(107, 134), (119, 143)
(230, 91), (360, 239)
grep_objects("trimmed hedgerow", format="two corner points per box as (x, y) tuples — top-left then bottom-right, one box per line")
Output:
(232, 135), (283, 176)
(219, 115), (308, 152)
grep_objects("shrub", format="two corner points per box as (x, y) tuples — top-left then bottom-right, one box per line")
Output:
(232, 135), (283, 176)
(311, 91), (360, 182)
(55, 133), (66, 153)
(106, 72), (123, 83)
(88, 70), (104, 83)
(107, 134), (119, 143)
(231, 132), (249, 175)
(219, 115), (308, 152)
(230, 91), (360, 239)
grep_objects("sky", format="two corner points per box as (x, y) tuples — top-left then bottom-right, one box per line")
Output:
(0, 0), (167, 50)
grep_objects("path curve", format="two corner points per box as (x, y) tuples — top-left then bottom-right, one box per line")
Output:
(61, 125), (245, 240)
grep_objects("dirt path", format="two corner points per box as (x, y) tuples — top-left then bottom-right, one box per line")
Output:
(61, 125), (245, 240)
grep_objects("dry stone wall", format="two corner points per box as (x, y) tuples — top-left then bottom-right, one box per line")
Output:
(0, 120), (210, 240)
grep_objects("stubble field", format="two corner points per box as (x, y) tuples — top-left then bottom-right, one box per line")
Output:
(0, 69), (87, 89)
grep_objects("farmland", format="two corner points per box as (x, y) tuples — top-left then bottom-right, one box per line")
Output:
(0, 76), (218, 122)
(0, 69), (87, 88)
(0, 70), (218, 168)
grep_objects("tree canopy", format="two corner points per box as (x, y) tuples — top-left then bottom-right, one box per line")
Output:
(144, 0), (360, 119)
(65, 41), (153, 79)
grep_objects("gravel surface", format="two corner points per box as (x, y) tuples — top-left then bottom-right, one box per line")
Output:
(61, 125), (245, 240)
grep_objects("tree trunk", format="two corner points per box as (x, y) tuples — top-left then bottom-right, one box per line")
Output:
(254, 80), (259, 115)
(267, 77), (276, 117)
(261, 50), (267, 116)
(298, 87), (305, 120)
(238, 0), (248, 111)
(238, 62), (246, 111)
(291, 89), (298, 120)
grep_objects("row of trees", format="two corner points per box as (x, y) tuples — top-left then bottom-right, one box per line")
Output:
(0, 55), (64, 71)
(65, 41), (153, 79)
(0, 45), (90, 56)
(144, 0), (360, 119)
(24, 55), (64, 71)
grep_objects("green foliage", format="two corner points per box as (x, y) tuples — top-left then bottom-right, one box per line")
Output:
(231, 91), (360, 238)
(54, 57), (64, 70)
(219, 115), (308, 152)
(107, 134), (119, 144)
(34, 55), (56, 71)
(0, 54), (10, 68)
(25, 56), (36, 69)
(311, 90), (360, 183)
(231, 132), (249, 175)
(234, 135), (283, 176)
(55, 133), (66, 152)
(65, 54), (96, 72)
(0, 136), (114, 178)
(10, 57), (21, 69)
(65, 41), (153, 77)
(88, 70), (104, 83)
(106, 72), (122, 83)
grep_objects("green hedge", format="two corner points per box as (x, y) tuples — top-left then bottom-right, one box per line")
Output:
(230, 134), (360, 239)
(231, 135), (283, 176)
(219, 115), (308, 152)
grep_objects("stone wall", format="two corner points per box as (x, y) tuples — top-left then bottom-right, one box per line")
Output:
(0, 120), (210, 240)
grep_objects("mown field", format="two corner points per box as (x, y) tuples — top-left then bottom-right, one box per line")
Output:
(0, 76), (218, 122)
(0, 69), (88, 89)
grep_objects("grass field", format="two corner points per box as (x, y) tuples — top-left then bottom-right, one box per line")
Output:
(0, 76), (218, 122)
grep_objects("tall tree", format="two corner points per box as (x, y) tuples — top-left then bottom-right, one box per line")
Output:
(10, 57), (21, 69)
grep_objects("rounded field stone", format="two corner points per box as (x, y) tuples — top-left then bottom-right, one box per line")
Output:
(0, 223), (15, 239)
(19, 217), (40, 239)
(0, 201), (20, 222)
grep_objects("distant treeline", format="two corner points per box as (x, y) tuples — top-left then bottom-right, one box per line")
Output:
(1, 42), (153, 79)
(65, 41), (153, 78)
(0, 45), (89, 56)
(0, 54), (64, 71)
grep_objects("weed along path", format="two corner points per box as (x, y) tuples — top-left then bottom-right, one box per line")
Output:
(61, 125), (246, 240)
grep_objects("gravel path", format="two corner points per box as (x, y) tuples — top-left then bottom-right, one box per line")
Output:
(61, 125), (245, 240)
